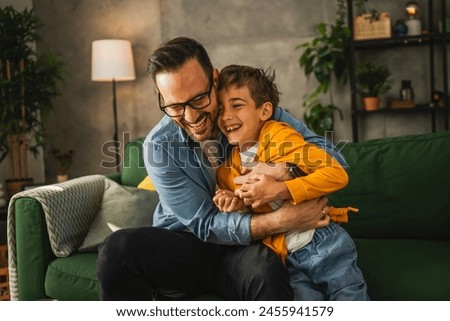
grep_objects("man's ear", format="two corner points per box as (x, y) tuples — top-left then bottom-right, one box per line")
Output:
(213, 68), (220, 85)
(260, 102), (273, 121)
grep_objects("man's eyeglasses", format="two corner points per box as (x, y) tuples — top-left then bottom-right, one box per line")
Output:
(158, 74), (214, 117)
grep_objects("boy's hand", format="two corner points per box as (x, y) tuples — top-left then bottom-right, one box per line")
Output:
(234, 174), (285, 208)
(213, 189), (248, 213)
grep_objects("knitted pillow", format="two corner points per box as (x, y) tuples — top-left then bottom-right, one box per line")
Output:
(78, 178), (157, 251)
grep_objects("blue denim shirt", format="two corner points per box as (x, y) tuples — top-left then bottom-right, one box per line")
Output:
(143, 107), (346, 245)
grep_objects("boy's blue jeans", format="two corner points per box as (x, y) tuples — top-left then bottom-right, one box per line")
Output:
(286, 222), (370, 301)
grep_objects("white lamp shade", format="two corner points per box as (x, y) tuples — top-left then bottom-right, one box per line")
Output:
(91, 39), (136, 82)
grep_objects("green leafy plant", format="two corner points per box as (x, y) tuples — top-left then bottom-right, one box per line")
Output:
(297, 0), (350, 135)
(354, 0), (369, 15)
(303, 99), (343, 137)
(356, 61), (392, 97)
(353, 0), (381, 22)
(0, 6), (66, 180)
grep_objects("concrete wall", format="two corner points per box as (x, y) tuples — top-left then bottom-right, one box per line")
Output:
(26, 0), (449, 181)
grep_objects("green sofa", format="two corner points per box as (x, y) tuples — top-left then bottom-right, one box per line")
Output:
(7, 130), (450, 300)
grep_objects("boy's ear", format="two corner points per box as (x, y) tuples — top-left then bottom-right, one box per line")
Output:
(260, 102), (273, 121)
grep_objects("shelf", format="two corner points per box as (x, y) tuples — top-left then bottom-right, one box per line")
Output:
(353, 106), (450, 115)
(353, 35), (431, 49)
(347, 0), (450, 141)
(352, 34), (450, 50)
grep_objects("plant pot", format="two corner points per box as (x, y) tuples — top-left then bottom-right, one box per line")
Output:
(56, 174), (69, 183)
(363, 96), (380, 111)
(5, 178), (34, 199)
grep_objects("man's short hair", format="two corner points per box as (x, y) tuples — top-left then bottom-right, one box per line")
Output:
(147, 37), (213, 81)
(218, 64), (280, 109)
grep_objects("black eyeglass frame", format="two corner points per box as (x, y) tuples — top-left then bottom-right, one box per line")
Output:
(158, 73), (214, 117)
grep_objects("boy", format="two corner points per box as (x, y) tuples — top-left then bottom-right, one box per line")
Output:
(213, 64), (369, 300)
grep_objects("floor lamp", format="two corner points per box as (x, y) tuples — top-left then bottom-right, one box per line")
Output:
(91, 39), (136, 171)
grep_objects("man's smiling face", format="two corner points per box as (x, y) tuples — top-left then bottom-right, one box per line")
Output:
(156, 59), (220, 142)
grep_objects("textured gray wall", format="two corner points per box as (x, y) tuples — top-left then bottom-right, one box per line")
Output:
(34, 0), (161, 179)
(31, 0), (448, 181)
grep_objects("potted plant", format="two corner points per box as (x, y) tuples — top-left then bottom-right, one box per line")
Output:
(0, 6), (66, 196)
(297, 0), (349, 135)
(356, 61), (392, 111)
(51, 148), (74, 182)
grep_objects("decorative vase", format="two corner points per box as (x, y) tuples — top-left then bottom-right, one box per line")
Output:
(393, 20), (407, 36)
(405, 18), (422, 36)
(363, 97), (380, 111)
(56, 174), (69, 183)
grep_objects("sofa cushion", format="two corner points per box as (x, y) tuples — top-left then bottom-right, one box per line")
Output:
(45, 252), (222, 301)
(78, 178), (157, 251)
(45, 252), (99, 300)
(354, 238), (450, 300)
(138, 176), (156, 191)
(330, 131), (450, 239)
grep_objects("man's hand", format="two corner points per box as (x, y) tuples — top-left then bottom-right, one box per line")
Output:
(233, 162), (291, 185)
(250, 196), (330, 240)
(213, 189), (248, 213)
(234, 173), (291, 208)
(280, 198), (330, 232)
(233, 162), (292, 207)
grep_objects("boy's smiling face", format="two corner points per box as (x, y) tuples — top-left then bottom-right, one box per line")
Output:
(218, 84), (272, 151)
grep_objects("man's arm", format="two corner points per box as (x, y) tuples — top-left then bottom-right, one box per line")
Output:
(145, 137), (330, 243)
(250, 197), (330, 240)
(144, 136), (253, 245)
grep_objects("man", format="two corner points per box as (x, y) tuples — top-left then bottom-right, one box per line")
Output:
(96, 37), (346, 300)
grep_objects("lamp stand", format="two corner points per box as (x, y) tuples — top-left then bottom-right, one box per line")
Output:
(112, 78), (119, 172)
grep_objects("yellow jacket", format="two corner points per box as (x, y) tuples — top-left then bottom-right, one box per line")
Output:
(217, 120), (350, 262)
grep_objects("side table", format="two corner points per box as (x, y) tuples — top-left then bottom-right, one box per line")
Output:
(0, 206), (6, 220)
(0, 206), (7, 247)
(0, 244), (9, 300)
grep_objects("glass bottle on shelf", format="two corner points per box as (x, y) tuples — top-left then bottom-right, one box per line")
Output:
(400, 80), (414, 101)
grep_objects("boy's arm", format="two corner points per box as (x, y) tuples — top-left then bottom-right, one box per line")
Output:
(215, 146), (330, 237)
(280, 129), (349, 205)
(236, 123), (348, 206)
(274, 107), (348, 167)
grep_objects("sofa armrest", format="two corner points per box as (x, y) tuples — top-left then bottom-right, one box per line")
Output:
(7, 175), (105, 300)
(106, 172), (122, 184)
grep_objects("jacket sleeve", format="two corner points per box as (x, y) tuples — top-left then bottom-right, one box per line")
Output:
(274, 107), (348, 168)
(261, 123), (349, 204)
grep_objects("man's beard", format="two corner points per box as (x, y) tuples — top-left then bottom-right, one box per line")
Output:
(184, 107), (220, 141)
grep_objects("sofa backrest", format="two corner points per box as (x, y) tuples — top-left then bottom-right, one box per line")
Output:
(121, 137), (148, 187)
(329, 130), (450, 240)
